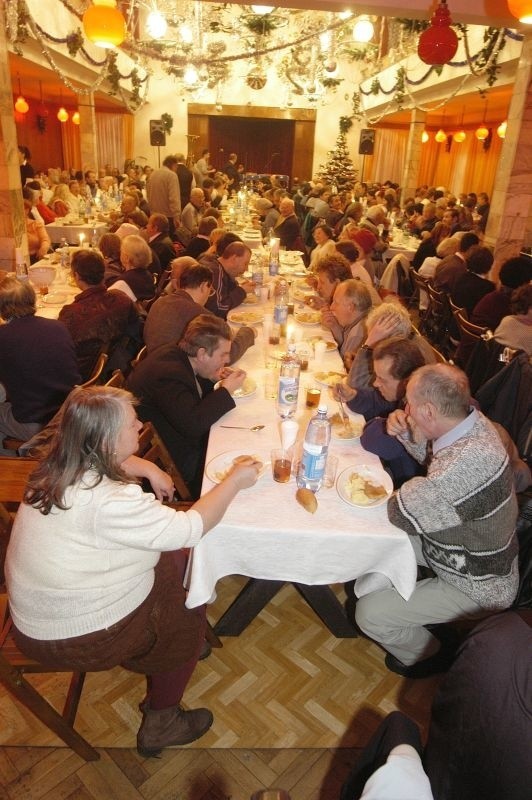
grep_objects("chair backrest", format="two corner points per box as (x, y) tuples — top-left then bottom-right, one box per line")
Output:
(137, 421), (192, 502)
(452, 308), (488, 341)
(130, 344), (147, 371)
(79, 352), (109, 388)
(104, 369), (126, 388)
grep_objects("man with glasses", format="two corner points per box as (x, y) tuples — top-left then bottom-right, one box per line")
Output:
(144, 261), (255, 362)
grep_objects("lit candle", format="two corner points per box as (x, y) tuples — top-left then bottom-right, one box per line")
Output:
(79, 233), (85, 247)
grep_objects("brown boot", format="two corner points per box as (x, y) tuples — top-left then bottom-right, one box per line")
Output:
(137, 704), (213, 757)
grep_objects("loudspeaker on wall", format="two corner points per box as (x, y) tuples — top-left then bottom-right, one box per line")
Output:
(150, 120), (166, 147)
(359, 129), (376, 156)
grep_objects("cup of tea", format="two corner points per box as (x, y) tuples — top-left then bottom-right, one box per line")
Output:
(306, 385), (321, 409)
(271, 449), (292, 483)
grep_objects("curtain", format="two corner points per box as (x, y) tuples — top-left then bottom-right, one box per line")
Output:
(96, 113), (127, 172)
(60, 122), (81, 171)
(364, 129), (408, 186)
(418, 131), (503, 197)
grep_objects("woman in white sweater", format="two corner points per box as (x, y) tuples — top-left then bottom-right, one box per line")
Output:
(6, 385), (259, 756)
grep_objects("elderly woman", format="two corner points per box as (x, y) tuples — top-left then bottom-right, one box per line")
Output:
(109, 234), (156, 302)
(23, 198), (51, 263)
(5, 385), (259, 755)
(309, 223), (337, 271)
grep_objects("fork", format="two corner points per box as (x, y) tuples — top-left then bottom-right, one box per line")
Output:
(338, 399), (351, 432)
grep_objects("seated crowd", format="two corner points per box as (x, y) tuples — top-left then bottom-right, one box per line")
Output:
(1, 155), (530, 772)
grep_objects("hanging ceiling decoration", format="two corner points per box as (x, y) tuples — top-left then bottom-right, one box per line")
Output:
(72, 111), (81, 124)
(497, 120), (508, 138)
(418, 0), (459, 65)
(57, 105), (69, 122)
(421, 130), (430, 143)
(83, 0), (127, 49)
(435, 128), (447, 142)
(475, 124), (490, 140)
(14, 75), (29, 114)
(507, 0), (532, 24)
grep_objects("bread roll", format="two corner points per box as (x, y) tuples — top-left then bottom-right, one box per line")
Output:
(296, 488), (318, 514)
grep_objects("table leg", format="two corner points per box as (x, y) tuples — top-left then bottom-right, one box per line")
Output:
(213, 579), (285, 636)
(295, 584), (359, 638)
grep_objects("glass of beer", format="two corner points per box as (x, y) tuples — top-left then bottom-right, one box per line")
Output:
(306, 385), (321, 409)
(271, 449), (292, 483)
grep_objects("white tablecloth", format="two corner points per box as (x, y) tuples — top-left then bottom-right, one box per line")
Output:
(185, 305), (417, 609)
(46, 221), (108, 245)
(30, 256), (78, 320)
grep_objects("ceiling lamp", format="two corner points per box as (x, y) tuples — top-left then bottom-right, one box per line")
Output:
(453, 130), (466, 142)
(475, 125), (490, 141)
(83, 0), (126, 49)
(183, 65), (199, 86)
(146, 8), (167, 39)
(250, 5), (275, 14)
(507, 0), (532, 23)
(421, 130), (430, 143)
(352, 16), (374, 43)
(72, 111), (81, 125)
(435, 128), (447, 143)
(57, 106), (69, 123)
(497, 120), (507, 138)
(418, 0), (458, 65)
(14, 75), (29, 114)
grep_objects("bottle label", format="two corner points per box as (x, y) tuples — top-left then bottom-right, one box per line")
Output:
(274, 305), (288, 325)
(301, 445), (327, 480)
(269, 260), (279, 276)
(278, 376), (299, 406)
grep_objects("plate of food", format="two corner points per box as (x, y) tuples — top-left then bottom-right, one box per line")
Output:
(231, 377), (257, 399)
(337, 465), (393, 508)
(313, 370), (345, 388)
(329, 415), (365, 441)
(42, 292), (68, 305)
(227, 309), (264, 326)
(294, 309), (321, 326)
(206, 450), (268, 484)
(308, 336), (336, 353)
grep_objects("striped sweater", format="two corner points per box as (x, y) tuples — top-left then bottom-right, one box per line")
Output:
(388, 413), (519, 610)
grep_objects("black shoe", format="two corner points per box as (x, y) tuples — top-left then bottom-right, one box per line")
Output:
(198, 640), (212, 660)
(385, 647), (454, 679)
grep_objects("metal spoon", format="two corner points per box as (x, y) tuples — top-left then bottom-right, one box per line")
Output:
(220, 424), (265, 431)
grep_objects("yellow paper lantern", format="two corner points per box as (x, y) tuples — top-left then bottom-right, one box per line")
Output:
(72, 111), (81, 125)
(57, 107), (69, 123)
(475, 126), (489, 141)
(497, 120), (507, 138)
(15, 95), (29, 114)
(83, 0), (126, 49)
(453, 130), (466, 143)
(435, 128), (447, 143)
(507, 0), (532, 23)
(421, 130), (430, 143)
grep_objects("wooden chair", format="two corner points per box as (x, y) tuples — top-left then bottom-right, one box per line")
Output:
(79, 352), (109, 388)
(104, 369), (126, 388)
(424, 283), (452, 356)
(0, 457), (99, 761)
(452, 308), (491, 368)
(130, 344), (147, 371)
(137, 421), (192, 504)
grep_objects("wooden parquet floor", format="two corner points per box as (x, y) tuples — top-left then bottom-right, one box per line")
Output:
(1, 578), (441, 798)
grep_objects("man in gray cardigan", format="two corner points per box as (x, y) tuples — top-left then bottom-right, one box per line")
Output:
(355, 363), (519, 679)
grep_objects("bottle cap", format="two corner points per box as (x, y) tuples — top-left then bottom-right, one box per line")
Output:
(317, 404), (328, 414)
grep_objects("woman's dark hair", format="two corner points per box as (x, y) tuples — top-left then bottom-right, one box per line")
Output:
(510, 283), (532, 315)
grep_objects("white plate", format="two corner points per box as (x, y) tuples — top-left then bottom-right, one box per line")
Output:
(206, 449), (268, 484)
(313, 371), (345, 388)
(42, 292), (68, 305)
(279, 250), (304, 259)
(294, 310), (321, 326)
(331, 419), (364, 441)
(308, 336), (337, 353)
(227, 309), (264, 326)
(337, 465), (393, 508)
(231, 377), (257, 399)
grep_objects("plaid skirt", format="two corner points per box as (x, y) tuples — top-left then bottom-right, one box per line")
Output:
(13, 550), (205, 675)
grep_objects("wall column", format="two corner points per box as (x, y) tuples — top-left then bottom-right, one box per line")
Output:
(77, 92), (99, 174)
(0, 3), (27, 270)
(485, 32), (532, 267)
(401, 108), (426, 201)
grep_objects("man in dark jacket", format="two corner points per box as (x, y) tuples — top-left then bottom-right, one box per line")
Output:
(127, 314), (247, 497)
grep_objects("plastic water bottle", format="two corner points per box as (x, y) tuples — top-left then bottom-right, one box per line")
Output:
(15, 248), (28, 282)
(90, 228), (100, 248)
(252, 261), (263, 298)
(277, 343), (300, 419)
(297, 405), (331, 492)
(273, 278), (289, 338)
(59, 238), (70, 272)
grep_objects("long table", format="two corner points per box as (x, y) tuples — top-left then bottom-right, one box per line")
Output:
(185, 296), (417, 636)
(46, 220), (108, 246)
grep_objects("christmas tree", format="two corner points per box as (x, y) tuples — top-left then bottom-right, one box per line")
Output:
(318, 117), (358, 190)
